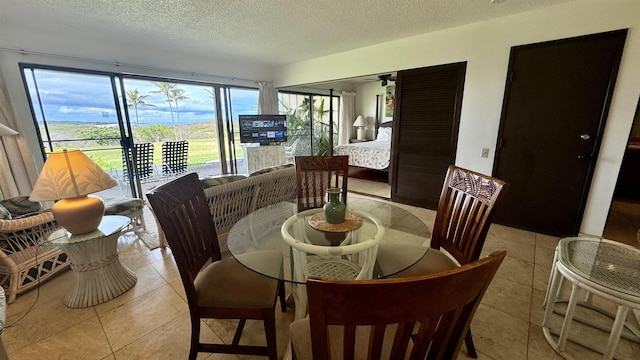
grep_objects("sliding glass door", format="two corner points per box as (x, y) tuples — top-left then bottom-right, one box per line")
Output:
(20, 64), (258, 198)
(279, 91), (340, 157)
(20, 64), (341, 200)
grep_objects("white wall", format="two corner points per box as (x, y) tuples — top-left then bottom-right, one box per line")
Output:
(273, 0), (640, 237)
(355, 81), (394, 140)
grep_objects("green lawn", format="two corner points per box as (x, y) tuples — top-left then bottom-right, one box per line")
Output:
(42, 122), (247, 172)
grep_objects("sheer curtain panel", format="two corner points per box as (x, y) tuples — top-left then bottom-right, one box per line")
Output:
(0, 71), (39, 199)
(258, 81), (279, 114)
(339, 91), (356, 145)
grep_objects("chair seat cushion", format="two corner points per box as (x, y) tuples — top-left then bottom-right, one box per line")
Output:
(0, 205), (10, 220)
(0, 196), (42, 218)
(290, 318), (411, 359)
(102, 196), (144, 215)
(200, 175), (247, 189)
(194, 257), (278, 309)
(249, 163), (294, 176)
(390, 249), (459, 278)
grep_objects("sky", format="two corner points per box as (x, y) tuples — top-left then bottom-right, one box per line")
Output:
(25, 68), (260, 126)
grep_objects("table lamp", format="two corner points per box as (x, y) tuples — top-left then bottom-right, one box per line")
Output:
(29, 149), (117, 235)
(353, 115), (366, 140)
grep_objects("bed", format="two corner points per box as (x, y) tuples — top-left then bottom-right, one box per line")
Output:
(334, 122), (392, 170)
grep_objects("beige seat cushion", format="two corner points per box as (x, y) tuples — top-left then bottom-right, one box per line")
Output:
(389, 249), (459, 278)
(194, 257), (278, 309)
(0, 196), (42, 218)
(290, 318), (411, 359)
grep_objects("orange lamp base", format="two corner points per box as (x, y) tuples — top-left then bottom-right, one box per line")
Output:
(51, 196), (105, 235)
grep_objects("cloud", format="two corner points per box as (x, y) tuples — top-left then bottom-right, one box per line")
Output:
(30, 69), (259, 124)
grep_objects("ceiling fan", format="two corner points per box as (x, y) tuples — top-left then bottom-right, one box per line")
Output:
(378, 74), (396, 86)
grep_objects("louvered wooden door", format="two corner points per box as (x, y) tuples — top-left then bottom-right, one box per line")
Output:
(391, 63), (466, 209)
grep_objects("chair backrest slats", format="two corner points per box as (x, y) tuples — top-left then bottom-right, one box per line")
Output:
(295, 156), (349, 211)
(432, 166), (508, 265)
(146, 173), (222, 306)
(123, 142), (155, 181)
(162, 140), (189, 176)
(305, 250), (507, 360)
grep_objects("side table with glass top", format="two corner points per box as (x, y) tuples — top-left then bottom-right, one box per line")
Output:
(542, 236), (640, 360)
(43, 215), (137, 308)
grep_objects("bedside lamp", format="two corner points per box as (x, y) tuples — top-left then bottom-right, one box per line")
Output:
(29, 149), (117, 235)
(353, 115), (366, 140)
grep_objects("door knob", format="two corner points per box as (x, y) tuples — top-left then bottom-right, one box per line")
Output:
(577, 154), (593, 159)
(580, 134), (591, 140)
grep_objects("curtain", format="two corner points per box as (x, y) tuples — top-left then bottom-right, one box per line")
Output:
(258, 81), (279, 114)
(0, 71), (39, 199)
(339, 91), (356, 145)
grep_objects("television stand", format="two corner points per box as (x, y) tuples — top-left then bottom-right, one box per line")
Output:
(241, 144), (286, 174)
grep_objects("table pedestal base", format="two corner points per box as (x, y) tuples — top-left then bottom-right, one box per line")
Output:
(63, 233), (137, 308)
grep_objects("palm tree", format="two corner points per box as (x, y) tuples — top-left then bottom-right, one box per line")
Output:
(151, 82), (178, 139)
(125, 89), (155, 129)
(313, 98), (333, 155)
(171, 88), (188, 140)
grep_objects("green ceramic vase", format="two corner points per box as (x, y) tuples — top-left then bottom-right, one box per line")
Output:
(323, 188), (346, 224)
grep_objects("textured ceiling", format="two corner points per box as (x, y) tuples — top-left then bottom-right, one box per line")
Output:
(0, 0), (575, 67)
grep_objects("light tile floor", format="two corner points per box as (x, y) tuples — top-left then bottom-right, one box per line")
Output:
(2, 180), (639, 360)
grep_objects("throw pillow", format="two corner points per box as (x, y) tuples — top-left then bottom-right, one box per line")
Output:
(0, 204), (11, 220)
(0, 196), (42, 217)
(249, 164), (294, 176)
(200, 175), (247, 189)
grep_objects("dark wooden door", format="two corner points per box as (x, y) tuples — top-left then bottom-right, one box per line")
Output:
(391, 63), (465, 209)
(493, 30), (627, 236)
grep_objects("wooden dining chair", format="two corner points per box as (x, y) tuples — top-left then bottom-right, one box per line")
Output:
(391, 165), (508, 357)
(146, 173), (285, 360)
(295, 155), (349, 211)
(289, 250), (507, 360)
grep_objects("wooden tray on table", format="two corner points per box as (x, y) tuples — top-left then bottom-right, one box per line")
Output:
(308, 211), (363, 233)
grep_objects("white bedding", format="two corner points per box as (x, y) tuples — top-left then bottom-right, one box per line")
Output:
(334, 127), (391, 170)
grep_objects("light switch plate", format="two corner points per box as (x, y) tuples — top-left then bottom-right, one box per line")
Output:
(481, 148), (490, 158)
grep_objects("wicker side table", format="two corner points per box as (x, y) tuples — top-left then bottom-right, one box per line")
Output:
(42, 215), (137, 308)
(542, 236), (640, 359)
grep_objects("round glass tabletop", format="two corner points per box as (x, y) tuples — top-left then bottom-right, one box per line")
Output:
(227, 197), (431, 284)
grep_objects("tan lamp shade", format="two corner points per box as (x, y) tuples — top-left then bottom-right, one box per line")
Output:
(30, 150), (117, 235)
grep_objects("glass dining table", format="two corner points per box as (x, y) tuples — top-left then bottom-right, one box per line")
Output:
(227, 197), (432, 285)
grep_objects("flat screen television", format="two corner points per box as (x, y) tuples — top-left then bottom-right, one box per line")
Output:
(239, 114), (287, 145)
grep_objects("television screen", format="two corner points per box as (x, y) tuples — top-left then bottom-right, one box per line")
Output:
(239, 114), (287, 144)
